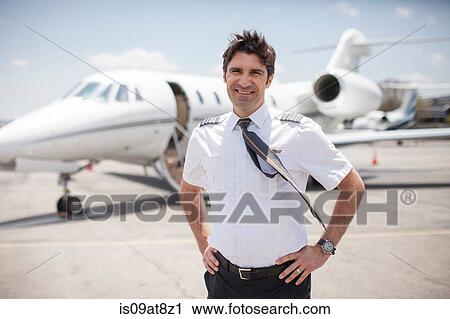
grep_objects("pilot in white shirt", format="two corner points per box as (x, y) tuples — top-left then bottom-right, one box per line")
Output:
(180, 30), (364, 299)
(183, 103), (353, 268)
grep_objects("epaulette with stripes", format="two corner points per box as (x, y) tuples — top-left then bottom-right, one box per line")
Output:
(199, 116), (224, 127)
(276, 112), (304, 123)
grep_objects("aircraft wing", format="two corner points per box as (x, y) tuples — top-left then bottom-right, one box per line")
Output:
(329, 127), (450, 146)
(379, 82), (450, 90)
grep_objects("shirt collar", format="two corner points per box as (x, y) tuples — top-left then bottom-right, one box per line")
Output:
(226, 103), (270, 132)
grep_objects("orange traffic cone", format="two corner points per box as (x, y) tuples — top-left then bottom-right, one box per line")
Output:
(371, 149), (378, 166)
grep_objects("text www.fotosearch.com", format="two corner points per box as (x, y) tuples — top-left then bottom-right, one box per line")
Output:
(191, 302), (331, 315)
(119, 301), (331, 316)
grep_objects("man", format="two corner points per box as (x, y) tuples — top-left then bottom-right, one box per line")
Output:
(180, 30), (365, 299)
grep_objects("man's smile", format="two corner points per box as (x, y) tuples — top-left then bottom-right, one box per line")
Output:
(235, 88), (255, 95)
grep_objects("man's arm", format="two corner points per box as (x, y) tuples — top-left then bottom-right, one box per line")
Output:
(276, 168), (365, 285)
(319, 168), (365, 247)
(180, 178), (220, 274)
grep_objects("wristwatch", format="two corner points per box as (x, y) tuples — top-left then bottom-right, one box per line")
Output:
(317, 239), (336, 255)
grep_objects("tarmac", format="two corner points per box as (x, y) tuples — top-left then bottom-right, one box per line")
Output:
(0, 140), (449, 298)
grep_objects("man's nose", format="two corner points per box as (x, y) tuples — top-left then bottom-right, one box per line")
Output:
(238, 74), (252, 88)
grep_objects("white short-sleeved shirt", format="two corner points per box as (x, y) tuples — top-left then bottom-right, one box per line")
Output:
(183, 103), (353, 267)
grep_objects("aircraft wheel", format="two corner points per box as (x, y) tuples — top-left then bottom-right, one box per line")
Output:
(57, 195), (83, 218)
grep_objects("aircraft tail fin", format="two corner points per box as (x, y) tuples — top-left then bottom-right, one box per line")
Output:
(400, 90), (418, 118)
(384, 89), (418, 130)
(326, 29), (369, 71)
(297, 29), (450, 72)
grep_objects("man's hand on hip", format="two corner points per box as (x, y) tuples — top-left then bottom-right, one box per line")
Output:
(203, 246), (220, 274)
(275, 245), (329, 285)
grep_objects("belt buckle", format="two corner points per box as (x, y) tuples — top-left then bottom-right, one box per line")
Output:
(238, 268), (251, 280)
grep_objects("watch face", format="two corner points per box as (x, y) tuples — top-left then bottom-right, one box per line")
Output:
(323, 241), (334, 253)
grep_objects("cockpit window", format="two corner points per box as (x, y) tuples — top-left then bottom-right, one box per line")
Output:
(63, 82), (81, 99)
(74, 82), (101, 98)
(115, 85), (128, 102)
(98, 84), (113, 101)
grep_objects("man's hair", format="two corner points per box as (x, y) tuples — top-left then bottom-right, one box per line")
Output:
(222, 30), (276, 82)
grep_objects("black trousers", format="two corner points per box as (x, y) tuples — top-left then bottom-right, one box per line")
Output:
(204, 262), (311, 299)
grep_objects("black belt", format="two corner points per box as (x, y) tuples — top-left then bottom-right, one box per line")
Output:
(216, 251), (291, 281)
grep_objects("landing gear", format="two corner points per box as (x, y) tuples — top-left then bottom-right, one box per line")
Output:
(155, 127), (189, 191)
(56, 173), (82, 218)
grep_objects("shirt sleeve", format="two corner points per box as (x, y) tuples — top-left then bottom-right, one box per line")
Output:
(182, 126), (208, 188)
(296, 118), (353, 190)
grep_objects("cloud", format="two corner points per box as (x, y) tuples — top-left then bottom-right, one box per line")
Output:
(394, 6), (413, 18)
(430, 52), (446, 66)
(11, 58), (29, 67)
(88, 48), (178, 71)
(335, 2), (359, 18)
(398, 72), (431, 82)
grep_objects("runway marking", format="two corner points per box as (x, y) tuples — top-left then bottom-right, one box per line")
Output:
(0, 229), (449, 248)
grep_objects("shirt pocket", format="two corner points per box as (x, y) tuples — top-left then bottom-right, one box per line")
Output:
(276, 155), (307, 193)
(204, 154), (236, 195)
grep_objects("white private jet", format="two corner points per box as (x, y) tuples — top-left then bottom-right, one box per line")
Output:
(351, 89), (418, 130)
(1, 28), (450, 215)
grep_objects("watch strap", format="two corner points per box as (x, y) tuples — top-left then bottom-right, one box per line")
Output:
(317, 239), (336, 255)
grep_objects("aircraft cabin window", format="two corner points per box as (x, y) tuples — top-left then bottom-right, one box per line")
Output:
(271, 95), (277, 107)
(135, 87), (143, 101)
(213, 92), (221, 105)
(196, 90), (204, 104)
(74, 82), (100, 98)
(98, 84), (113, 101)
(115, 85), (129, 102)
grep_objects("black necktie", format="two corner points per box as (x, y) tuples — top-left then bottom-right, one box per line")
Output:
(238, 118), (327, 230)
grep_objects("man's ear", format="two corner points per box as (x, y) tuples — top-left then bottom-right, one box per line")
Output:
(223, 72), (227, 83)
(265, 75), (274, 88)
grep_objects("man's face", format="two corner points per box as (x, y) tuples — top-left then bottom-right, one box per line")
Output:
(225, 52), (273, 113)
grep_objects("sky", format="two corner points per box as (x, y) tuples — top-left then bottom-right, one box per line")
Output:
(0, 0), (449, 118)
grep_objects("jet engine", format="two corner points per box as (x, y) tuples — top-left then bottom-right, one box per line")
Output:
(312, 68), (382, 119)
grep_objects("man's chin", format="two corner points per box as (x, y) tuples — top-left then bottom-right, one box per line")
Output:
(234, 102), (256, 110)
(232, 98), (260, 109)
